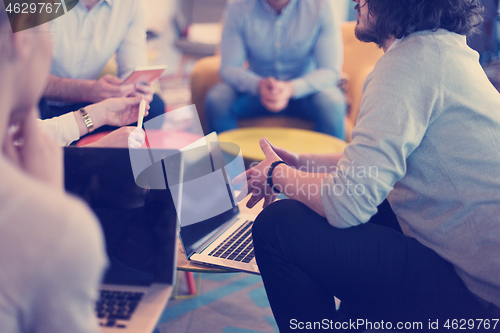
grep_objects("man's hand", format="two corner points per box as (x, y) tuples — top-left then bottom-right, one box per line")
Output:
(233, 137), (283, 209)
(258, 77), (294, 113)
(101, 96), (150, 127)
(268, 141), (301, 168)
(85, 96), (150, 128)
(87, 74), (136, 103)
(132, 83), (154, 104)
(3, 108), (63, 190)
(85, 127), (145, 148)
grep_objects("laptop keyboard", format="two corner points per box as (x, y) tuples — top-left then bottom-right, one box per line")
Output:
(95, 290), (144, 328)
(208, 220), (255, 263)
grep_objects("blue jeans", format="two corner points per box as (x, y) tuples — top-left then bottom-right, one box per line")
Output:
(205, 82), (346, 139)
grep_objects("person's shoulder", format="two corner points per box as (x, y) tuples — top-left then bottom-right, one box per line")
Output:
(383, 30), (450, 63)
(0, 161), (106, 322)
(110, 0), (144, 18)
(372, 32), (443, 80)
(299, 0), (331, 9)
(226, 0), (259, 16)
(362, 31), (446, 109)
(308, 0), (331, 8)
(0, 163), (102, 252)
(296, 0), (333, 20)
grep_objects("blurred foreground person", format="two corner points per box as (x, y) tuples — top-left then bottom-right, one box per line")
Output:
(0, 2), (106, 332)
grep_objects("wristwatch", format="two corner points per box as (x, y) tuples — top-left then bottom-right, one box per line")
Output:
(79, 108), (94, 133)
(267, 160), (289, 194)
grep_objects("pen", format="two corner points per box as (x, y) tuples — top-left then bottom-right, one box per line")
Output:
(137, 97), (146, 129)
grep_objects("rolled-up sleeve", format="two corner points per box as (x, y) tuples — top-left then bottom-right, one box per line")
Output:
(321, 54), (438, 228)
(219, 3), (263, 95)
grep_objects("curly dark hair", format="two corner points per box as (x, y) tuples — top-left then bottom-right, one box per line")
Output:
(365, 0), (484, 41)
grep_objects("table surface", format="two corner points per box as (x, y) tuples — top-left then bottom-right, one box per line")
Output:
(218, 127), (347, 162)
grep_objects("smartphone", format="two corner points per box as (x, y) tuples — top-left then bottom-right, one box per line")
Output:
(122, 65), (167, 85)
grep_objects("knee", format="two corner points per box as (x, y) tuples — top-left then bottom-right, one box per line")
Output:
(311, 88), (347, 117)
(205, 83), (237, 116)
(252, 199), (311, 248)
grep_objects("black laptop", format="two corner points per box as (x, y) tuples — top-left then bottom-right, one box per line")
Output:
(64, 147), (181, 332)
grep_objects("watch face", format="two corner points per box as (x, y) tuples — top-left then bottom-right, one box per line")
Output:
(79, 108), (94, 133)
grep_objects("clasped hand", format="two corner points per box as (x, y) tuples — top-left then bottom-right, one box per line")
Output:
(259, 77), (294, 113)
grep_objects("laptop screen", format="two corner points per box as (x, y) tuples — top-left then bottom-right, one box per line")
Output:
(64, 147), (180, 286)
(177, 133), (242, 258)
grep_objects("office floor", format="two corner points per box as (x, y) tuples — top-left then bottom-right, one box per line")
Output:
(158, 273), (278, 333)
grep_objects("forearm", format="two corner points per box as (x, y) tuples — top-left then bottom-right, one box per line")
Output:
(290, 1), (342, 99)
(220, 66), (263, 95)
(38, 113), (80, 146)
(272, 164), (328, 217)
(291, 69), (339, 99)
(44, 75), (95, 103)
(219, 3), (262, 95)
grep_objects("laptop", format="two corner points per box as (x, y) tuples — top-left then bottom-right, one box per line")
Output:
(64, 147), (181, 332)
(175, 132), (260, 275)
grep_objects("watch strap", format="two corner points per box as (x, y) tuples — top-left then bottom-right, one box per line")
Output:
(267, 160), (289, 194)
(79, 108), (94, 133)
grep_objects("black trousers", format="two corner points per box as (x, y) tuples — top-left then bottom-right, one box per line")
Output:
(252, 199), (497, 332)
(38, 93), (166, 135)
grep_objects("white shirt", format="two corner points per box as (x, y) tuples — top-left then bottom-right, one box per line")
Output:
(50, 0), (148, 80)
(0, 158), (107, 332)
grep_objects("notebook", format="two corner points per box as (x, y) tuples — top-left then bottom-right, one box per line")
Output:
(64, 147), (181, 332)
(176, 132), (260, 275)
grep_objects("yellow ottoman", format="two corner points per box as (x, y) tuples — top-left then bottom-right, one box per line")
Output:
(219, 127), (347, 168)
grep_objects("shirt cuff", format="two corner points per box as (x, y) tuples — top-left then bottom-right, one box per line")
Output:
(291, 78), (311, 99)
(38, 112), (81, 146)
(246, 74), (262, 95)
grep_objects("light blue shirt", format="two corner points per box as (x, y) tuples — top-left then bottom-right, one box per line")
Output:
(50, 0), (148, 80)
(220, 0), (343, 99)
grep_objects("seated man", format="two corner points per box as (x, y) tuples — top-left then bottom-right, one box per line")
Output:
(39, 0), (165, 130)
(205, 0), (347, 139)
(0, 3), (106, 332)
(236, 0), (500, 329)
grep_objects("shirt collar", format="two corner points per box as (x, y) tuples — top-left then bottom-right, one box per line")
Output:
(78, 0), (113, 12)
(260, 0), (298, 16)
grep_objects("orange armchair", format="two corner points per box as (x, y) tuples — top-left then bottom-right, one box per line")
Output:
(190, 21), (384, 141)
